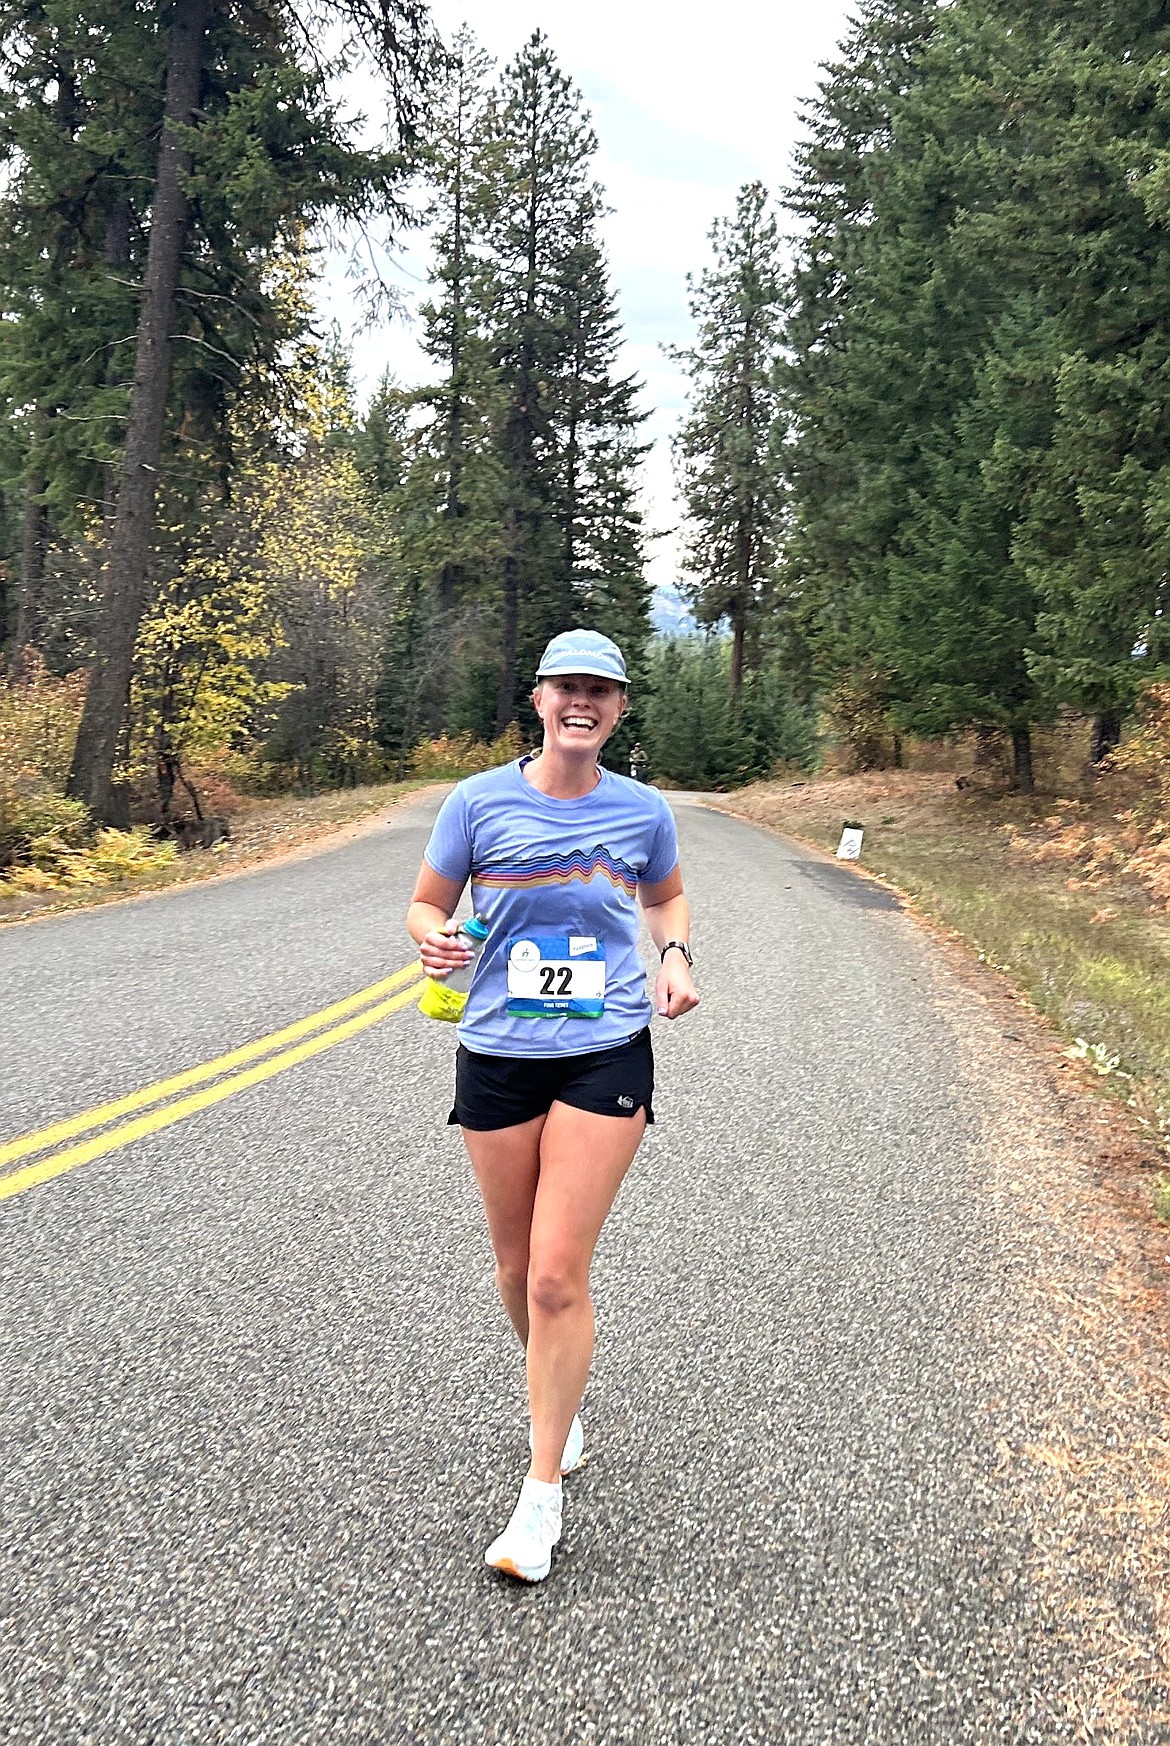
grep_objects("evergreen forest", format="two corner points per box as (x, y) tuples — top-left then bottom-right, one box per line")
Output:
(3, 0), (1170, 872)
(676, 0), (1170, 794)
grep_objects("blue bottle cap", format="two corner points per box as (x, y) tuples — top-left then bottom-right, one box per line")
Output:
(463, 915), (490, 941)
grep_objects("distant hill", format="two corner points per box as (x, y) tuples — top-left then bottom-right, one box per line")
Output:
(651, 587), (695, 634)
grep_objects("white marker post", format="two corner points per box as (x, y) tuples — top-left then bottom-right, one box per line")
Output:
(836, 825), (864, 861)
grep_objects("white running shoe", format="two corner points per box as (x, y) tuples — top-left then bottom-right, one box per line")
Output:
(484, 1477), (562, 1582)
(527, 1413), (585, 1475)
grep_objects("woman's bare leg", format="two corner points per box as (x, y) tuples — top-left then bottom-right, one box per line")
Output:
(525, 1101), (646, 1484)
(462, 1114), (545, 1346)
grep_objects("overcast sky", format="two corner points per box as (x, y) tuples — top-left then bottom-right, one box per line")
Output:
(319, 0), (858, 598)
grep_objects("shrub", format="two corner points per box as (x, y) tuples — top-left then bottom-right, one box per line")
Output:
(0, 655), (86, 792)
(0, 790), (90, 870)
(320, 727), (394, 789)
(0, 826), (177, 898)
(1111, 682), (1170, 819)
(825, 673), (897, 773)
(85, 827), (179, 879)
(408, 723), (525, 780)
(0, 658), (92, 871)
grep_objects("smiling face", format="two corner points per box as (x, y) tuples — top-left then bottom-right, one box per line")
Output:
(532, 673), (627, 757)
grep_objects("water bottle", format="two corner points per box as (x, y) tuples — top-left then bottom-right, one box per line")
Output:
(418, 914), (490, 1023)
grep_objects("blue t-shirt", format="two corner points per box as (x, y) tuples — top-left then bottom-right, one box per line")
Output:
(423, 759), (679, 1058)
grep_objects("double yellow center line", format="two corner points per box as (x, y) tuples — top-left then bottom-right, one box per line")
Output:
(0, 959), (426, 1204)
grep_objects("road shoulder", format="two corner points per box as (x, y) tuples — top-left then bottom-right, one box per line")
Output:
(705, 788), (1170, 1735)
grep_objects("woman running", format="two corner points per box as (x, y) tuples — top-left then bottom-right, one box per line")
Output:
(406, 628), (699, 1582)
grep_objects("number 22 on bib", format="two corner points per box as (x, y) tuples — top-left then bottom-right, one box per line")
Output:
(506, 936), (605, 1019)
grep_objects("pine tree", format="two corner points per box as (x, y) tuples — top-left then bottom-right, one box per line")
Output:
(780, 0), (1058, 787)
(377, 29), (652, 749)
(780, 0), (939, 746)
(0, 0), (160, 672)
(779, 0), (1170, 784)
(642, 635), (810, 789)
(422, 27), (496, 617)
(986, 0), (1170, 755)
(551, 189), (652, 688)
(371, 31), (514, 751)
(473, 32), (650, 728)
(364, 371), (506, 769)
(66, 0), (222, 822)
(474, 32), (596, 728)
(62, 0), (439, 821)
(671, 182), (786, 696)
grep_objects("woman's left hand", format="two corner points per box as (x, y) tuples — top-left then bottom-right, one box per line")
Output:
(654, 957), (700, 1020)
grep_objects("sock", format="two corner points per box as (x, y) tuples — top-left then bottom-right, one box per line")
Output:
(522, 1475), (562, 1499)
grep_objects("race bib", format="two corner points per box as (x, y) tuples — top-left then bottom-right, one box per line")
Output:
(506, 935), (606, 1019)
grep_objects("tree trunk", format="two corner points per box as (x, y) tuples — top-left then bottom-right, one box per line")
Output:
(10, 476), (48, 679)
(103, 193), (132, 268)
(729, 581), (746, 697)
(563, 402), (579, 592)
(729, 510), (751, 697)
(156, 748), (176, 829)
(97, 201), (134, 535)
(438, 94), (466, 615)
(0, 562), (11, 663)
(1011, 725), (1033, 794)
(492, 85), (541, 740)
(176, 758), (204, 821)
(67, 0), (217, 822)
(495, 549), (520, 735)
(1089, 710), (1121, 765)
(562, 221), (585, 599)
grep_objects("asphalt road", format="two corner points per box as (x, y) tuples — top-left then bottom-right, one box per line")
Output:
(0, 791), (1088, 1743)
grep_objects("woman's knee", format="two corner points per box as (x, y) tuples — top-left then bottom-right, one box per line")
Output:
(495, 1255), (528, 1300)
(527, 1260), (588, 1318)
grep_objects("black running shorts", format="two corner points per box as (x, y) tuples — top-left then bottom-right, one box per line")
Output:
(449, 1026), (655, 1132)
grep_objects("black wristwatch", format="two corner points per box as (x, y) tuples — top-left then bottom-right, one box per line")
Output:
(660, 940), (693, 967)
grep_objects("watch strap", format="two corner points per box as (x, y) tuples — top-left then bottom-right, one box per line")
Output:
(660, 940), (693, 966)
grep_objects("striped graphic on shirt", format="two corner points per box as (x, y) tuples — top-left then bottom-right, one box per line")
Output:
(473, 843), (638, 897)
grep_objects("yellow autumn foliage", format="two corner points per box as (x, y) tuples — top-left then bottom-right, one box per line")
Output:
(408, 724), (525, 779)
(0, 826), (177, 898)
(0, 657), (91, 870)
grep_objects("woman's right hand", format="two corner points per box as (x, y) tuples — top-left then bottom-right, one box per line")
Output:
(419, 926), (472, 980)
